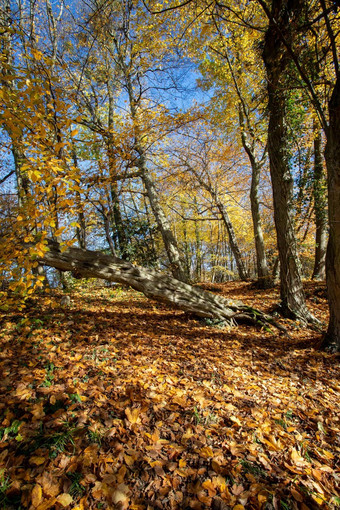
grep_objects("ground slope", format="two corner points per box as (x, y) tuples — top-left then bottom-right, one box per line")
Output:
(0, 282), (339, 510)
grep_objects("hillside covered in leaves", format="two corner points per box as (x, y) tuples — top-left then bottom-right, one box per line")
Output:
(0, 282), (339, 510)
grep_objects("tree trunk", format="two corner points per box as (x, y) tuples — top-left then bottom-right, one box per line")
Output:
(312, 123), (327, 280)
(181, 211), (191, 280)
(138, 155), (189, 282)
(272, 256), (280, 283)
(120, 56), (188, 282)
(323, 80), (340, 352)
(107, 85), (129, 259)
(110, 180), (129, 259)
(238, 109), (271, 287)
(262, 0), (314, 322)
(71, 146), (87, 250)
(249, 160), (271, 287)
(195, 224), (202, 282)
(215, 200), (248, 281)
(37, 240), (284, 331)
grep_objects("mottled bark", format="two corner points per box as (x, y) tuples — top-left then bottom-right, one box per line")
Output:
(71, 148), (87, 250)
(37, 240), (285, 332)
(107, 86), (128, 259)
(194, 206), (202, 282)
(139, 159), (189, 282)
(262, 0), (314, 322)
(249, 163), (271, 288)
(181, 211), (191, 280)
(312, 124), (327, 280)
(239, 110), (271, 288)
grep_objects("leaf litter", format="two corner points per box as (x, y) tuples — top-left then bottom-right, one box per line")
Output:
(0, 281), (339, 509)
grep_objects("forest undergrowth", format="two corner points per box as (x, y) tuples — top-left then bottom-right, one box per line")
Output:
(0, 282), (339, 510)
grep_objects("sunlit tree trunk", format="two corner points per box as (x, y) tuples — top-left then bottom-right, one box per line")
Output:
(71, 146), (87, 249)
(194, 218), (202, 282)
(249, 160), (271, 287)
(312, 122), (327, 280)
(239, 109), (271, 287)
(262, 0), (314, 322)
(107, 85), (129, 259)
(138, 155), (189, 282)
(123, 74), (188, 281)
(181, 207), (191, 279)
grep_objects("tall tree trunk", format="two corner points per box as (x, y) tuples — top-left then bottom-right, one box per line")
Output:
(181, 209), (191, 280)
(110, 180), (128, 259)
(194, 219), (202, 282)
(239, 109), (270, 287)
(312, 122), (327, 280)
(138, 157), (188, 282)
(107, 85), (129, 259)
(222, 54), (270, 286)
(143, 192), (159, 267)
(262, 0), (313, 322)
(249, 160), (271, 287)
(323, 80), (340, 351)
(121, 65), (188, 281)
(71, 147), (87, 249)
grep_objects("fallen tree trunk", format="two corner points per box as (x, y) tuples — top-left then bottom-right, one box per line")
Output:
(38, 240), (285, 332)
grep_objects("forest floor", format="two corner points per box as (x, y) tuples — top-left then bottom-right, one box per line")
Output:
(0, 281), (339, 510)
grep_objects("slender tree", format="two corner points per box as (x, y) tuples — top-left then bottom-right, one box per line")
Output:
(312, 121), (327, 280)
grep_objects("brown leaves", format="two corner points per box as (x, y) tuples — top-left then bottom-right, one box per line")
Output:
(112, 483), (130, 508)
(31, 484), (43, 507)
(56, 493), (73, 507)
(125, 407), (141, 425)
(0, 283), (339, 509)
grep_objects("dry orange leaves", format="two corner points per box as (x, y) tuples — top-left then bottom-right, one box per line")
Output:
(0, 282), (339, 509)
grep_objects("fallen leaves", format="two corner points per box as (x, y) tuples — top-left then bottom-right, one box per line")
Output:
(0, 282), (339, 509)
(31, 484), (43, 507)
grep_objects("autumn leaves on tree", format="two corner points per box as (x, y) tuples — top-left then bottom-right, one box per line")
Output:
(0, 0), (339, 351)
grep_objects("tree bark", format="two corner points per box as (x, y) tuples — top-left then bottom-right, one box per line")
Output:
(238, 109), (271, 288)
(37, 240), (284, 331)
(312, 123), (327, 280)
(249, 162), (271, 287)
(262, 0), (314, 322)
(323, 80), (340, 352)
(107, 84), (129, 259)
(71, 147), (87, 250)
(118, 44), (188, 282)
(139, 157), (189, 282)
